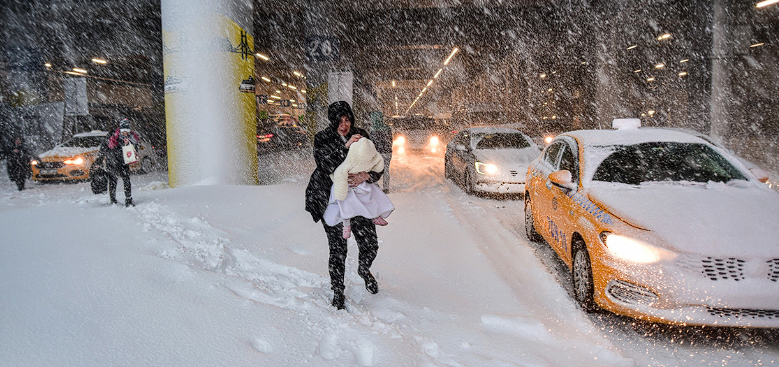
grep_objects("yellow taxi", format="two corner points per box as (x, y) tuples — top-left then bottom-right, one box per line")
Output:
(31, 131), (107, 182)
(32, 131), (153, 182)
(524, 118), (779, 328)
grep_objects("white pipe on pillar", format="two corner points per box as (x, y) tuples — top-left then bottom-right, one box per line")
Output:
(162, 0), (257, 187)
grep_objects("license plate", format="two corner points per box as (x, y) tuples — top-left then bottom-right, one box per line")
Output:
(40, 169), (57, 175)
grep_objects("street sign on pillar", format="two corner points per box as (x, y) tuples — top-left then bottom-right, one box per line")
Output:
(305, 36), (340, 62)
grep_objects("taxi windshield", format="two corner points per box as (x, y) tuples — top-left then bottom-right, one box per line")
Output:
(592, 142), (747, 185)
(474, 133), (532, 150)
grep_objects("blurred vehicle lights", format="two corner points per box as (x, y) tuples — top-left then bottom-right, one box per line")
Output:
(64, 157), (85, 165)
(475, 162), (498, 175)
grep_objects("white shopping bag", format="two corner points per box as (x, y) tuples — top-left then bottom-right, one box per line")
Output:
(122, 144), (138, 164)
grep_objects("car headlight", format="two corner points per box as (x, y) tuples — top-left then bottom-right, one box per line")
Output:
(31, 160), (38, 166)
(393, 136), (406, 146)
(64, 156), (85, 165)
(475, 162), (498, 175)
(599, 232), (677, 263)
(429, 136), (440, 145)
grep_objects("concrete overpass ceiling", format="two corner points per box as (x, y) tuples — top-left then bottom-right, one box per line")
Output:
(254, 0), (559, 113)
(2, 0), (162, 86)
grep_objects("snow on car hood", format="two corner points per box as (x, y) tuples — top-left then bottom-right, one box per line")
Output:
(40, 146), (97, 158)
(587, 181), (779, 257)
(474, 148), (540, 166)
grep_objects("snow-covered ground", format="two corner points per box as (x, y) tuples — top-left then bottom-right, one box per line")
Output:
(1, 150), (777, 367)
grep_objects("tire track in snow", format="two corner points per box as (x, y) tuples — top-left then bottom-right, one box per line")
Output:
(440, 183), (632, 365)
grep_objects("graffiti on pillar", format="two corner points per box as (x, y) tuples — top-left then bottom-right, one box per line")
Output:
(225, 30), (253, 61)
(240, 76), (256, 93)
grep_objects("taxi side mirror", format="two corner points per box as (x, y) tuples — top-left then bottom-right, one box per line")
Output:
(749, 168), (770, 183)
(549, 170), (576, 191)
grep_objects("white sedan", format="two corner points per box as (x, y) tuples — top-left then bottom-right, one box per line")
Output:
(445, 127), (541, 194)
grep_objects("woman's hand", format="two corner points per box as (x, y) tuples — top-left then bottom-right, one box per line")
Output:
(345, 134), (362, 148)
(347, 172), (369, 187)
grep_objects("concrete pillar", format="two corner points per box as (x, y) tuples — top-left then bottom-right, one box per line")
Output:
(161, 0), (257, 187)
(709, 0), (733, 143)
(592, 5), (633, 129)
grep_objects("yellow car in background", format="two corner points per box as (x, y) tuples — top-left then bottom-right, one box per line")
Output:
(32, 131), (154, 182)
(524, 118), (779, 328)
(32, 131), (107, 182)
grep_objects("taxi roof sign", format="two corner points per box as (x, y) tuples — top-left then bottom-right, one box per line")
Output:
(612, 118), (641, 130)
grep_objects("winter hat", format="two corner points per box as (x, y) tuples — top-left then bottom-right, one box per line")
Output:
(327, 101), (355, 129)
(119, 118), (131, 132)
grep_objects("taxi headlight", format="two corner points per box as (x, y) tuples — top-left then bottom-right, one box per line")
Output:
(475, 162), (498, 175)
(599, 232), (677, 263)
(64, 156), (85, 165)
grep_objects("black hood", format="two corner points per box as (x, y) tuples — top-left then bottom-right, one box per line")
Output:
(327, 101), (355, 129)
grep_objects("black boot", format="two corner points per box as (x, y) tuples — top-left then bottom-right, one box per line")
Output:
(359, 268), (379, 294)
(332, 291), (345, 310)
(125, 198), (135, 207)
(110, 197), (118, 205)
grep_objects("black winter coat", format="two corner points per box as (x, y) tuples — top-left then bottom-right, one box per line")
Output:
(304, 104), (383, 222)
(97, 129), (139, 175)
(5, 143), (33, 181)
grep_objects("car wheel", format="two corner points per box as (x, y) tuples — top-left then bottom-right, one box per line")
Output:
(572, 241), (597, 312)
(140, 157), (153, 174)
(524, 196), (543, 241)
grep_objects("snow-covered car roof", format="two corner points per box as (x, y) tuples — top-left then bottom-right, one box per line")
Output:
(71, 130), (109, 138)
(460, 126), (530, 135)
(563, 128), (708, 147)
